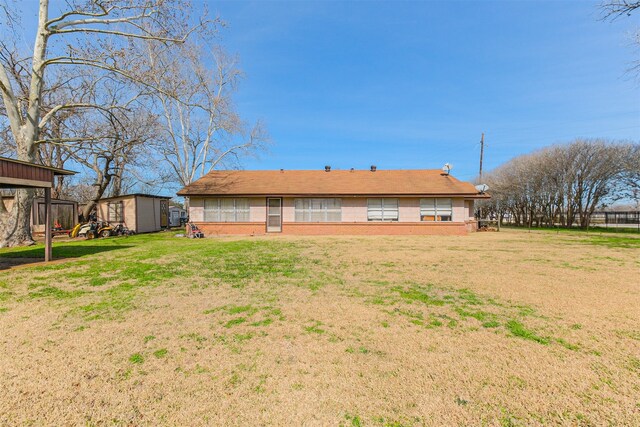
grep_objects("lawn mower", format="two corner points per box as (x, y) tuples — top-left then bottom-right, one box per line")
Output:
(69, 221), (115, 239)
(188, 222), (204, 238)
(112, 224), (135, 236)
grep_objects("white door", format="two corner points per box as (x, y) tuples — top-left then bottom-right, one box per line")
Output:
(267, 198), (282, 232)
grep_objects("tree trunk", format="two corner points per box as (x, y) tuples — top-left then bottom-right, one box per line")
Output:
(0, 0), (49, 247)
(53, 175), (64, 199)
(110, 174), (122, 198)
(82, 176), (111, 221)
(0, 189), (36, 247)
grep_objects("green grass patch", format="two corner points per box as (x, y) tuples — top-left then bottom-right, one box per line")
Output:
(455, 307), (493, 322)
(224, 317), (247, 328)
(482, 320), (501, 328)
(457, 288), (485, 305)
(345, 413), (363, 426)
(556, 338), (579, 351)
(129, 353), (144, 364)
(29, 286), (84, 300)
(89, 276), (110, 287)
(502, 225), (640, 236)
(346, 346), (370, 354)
(304, 321), (325, 334)
(233, 333), (254, 342)
(395, 285), (445, 306)
(181, 332), (207, 343)
(226, 305), (258, 315)
(584, 235), (640, 249)
(153, 348), (168, 358)
(627, 356), (640, 372)
(506, 320), (549, 344)
(250, 318), (273, 327)
(0, 291), (13, 302)
(75, 282), (138, 319)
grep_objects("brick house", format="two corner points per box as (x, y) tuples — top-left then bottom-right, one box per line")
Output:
(177, 167), (489, 236)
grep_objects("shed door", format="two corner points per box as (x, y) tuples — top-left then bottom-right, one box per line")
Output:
(160, 200), (169, 227)
(266, 198), (282, 233)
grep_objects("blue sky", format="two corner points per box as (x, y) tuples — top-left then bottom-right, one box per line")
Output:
(8, 1), (640, 183)
(205, 0), (639, 181)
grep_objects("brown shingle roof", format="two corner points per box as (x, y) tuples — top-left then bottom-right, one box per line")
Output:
(177, 169), (488, 198)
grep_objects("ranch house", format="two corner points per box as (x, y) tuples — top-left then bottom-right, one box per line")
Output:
(177, 167), (489, 236)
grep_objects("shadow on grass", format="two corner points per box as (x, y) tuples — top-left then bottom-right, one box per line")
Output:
(0, 244), (133, 270)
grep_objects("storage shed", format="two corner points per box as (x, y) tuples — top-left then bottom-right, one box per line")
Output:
(2, 196), (78, 233)
(169, 205), (187, 227)
(95, 193), (170, 233)
(0, 156), (76, 261)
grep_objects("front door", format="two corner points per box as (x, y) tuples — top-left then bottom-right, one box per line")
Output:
(160, 199), (169, 228)
(267, 198), (282, 233)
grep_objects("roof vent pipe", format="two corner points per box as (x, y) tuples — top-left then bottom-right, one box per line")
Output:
(325, 165), (331, 172)
(370, 165), (377, 172)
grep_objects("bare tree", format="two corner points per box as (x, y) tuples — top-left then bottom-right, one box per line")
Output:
(72, 107), (155, 220)
(601, 0), (640, 18)
(49, 75), (158, 219)
(1, 42), (83, 197)
(146, 41), (268, 193)
(483, 139), (639, 229)
(600, 1), (640, 78)
(0, 0), (214, 247)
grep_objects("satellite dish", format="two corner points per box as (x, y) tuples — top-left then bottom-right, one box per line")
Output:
(442, 163), (453, 175)
(475, 184), (489, 193)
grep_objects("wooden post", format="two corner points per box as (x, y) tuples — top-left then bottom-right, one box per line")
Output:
(44, 187), (52, 262)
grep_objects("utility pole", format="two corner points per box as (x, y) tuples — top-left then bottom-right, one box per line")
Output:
(479, 132), (485, 181)
(477, 132), (485, 228)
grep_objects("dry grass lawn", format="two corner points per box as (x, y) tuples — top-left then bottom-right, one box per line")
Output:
(0, 229), (639, 426)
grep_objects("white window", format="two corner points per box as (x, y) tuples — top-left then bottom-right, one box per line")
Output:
(204, 198), (250, 222)
(294, 198), (341, 222)
(420, 198), (452, 221)
(367, 198), (399, 221)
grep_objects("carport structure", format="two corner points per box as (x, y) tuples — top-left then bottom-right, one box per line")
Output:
(0, 157), (76, 261)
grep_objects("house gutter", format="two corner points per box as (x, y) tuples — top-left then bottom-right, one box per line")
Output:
(177, 193), (491, 199)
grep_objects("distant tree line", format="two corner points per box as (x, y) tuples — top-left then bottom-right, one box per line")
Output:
(480, 139), (640, 228)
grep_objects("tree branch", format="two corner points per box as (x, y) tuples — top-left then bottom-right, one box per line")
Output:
(50, 27), (192, 43)
(44, 57), (183, 102)
(207, 142), (254, 172)
(600, 0), (640, 20)
(39, 103), (127, 129)
(45, 3), (111, 27)
(0, 61), (23, 130)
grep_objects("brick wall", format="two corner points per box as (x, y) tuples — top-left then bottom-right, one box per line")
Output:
(189, 197), (475, 223)
(196, 221), (471, 236)
(190, 196), (479, 236)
